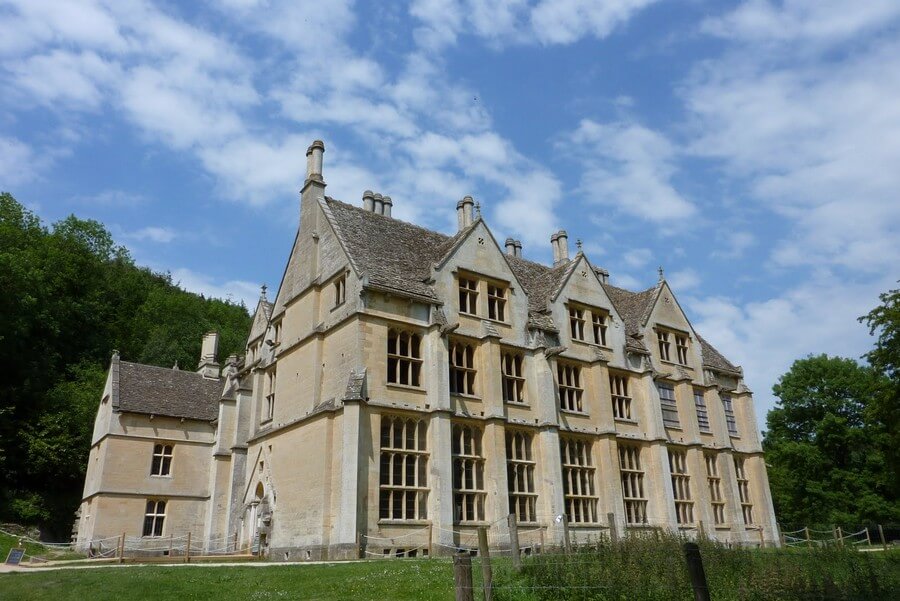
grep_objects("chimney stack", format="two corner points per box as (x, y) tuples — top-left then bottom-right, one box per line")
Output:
(551, 232), (560, 263)
(514, 240), (522, 258)
(457, 196), (475, 230)
(373, 193), (384, 215)
(382, 196), (392, 217)
(556, 230), (569, 264)
(305, 140), (325, 183)
(505, 238), (516, 255)
(198, 331), (220, 379)
(362, 190), (375, 212)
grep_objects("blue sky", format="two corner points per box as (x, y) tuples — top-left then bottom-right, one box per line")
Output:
(2, 0), (898, 429)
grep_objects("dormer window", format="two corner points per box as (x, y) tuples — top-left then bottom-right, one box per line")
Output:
(569, 307), (585, 340)
(458, 277), (478, 316)
(334, 275), (346, 307)
(592, 311), (608, 346)
(675, 334), (689, 365)
(658, 331), (671, 361)
(449, 338), (477, 396)
(487, 284), (507, 321)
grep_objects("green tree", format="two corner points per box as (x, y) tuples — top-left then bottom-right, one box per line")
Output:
(859, 284), (900, 497)
(0, 192), (252, 537)
(764, 354), (898, 527)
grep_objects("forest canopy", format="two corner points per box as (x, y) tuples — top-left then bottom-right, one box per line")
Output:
(0, 192), (252, 537)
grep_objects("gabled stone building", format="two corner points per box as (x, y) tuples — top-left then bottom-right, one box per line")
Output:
(75, 140), (779, 558)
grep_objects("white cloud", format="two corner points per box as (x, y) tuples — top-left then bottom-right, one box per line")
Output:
(126, 226), (176, 243)
(701, 0), (900, 45)
(409, 0), (659, 49)
(169, 267), (259, 308)
(667, 268), (700, 291)
(566, 119), (696, 223)
(688, 273), (891, 430)
(0, 136), (42, 186)
(623, 247), (652, 269)
(72, 189), (147, 206)
(686, 6), (900, 274)
(712, 231), (755, 259)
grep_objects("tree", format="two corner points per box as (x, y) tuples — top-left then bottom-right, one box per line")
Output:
(764, 354), (898, 527)
(0, 192), (252, 537)
(859, 284), (900, 497)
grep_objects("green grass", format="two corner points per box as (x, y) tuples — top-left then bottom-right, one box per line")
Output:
(0, 559), (456, 601)
(0, 533), (84, 563)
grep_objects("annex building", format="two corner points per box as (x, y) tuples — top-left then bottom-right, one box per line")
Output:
(74, 140), (779, 559)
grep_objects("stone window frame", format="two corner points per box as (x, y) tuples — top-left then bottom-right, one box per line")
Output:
(505, 429), (537, 524)
(451, 423), (486, 524)
(387, 328), (423, 388)
(487, 283), (508, 322)
(378, 415), (429, 522)
(591, 311), (609, 346)
(657, 381), (681, 429)
(657, 330), (671, 361)
(458, 276), (478, 316)
(142, 499), (167, 537)
(150, 443), (173, 477)
(734, 455), (753, 525)
(263, 367), (276, 424)
(722, 394), (739, 437)
(449, 337), (477, 396)
(557, 361), (585, 414)
(609, 372), (633, 421)
(568, 306), (586, 341)
(560, 436), (599, 524)
(668, 448), (694, 526)
(675, 333), (689, 365)
(501, 350), (526, 404)
(705, 452), (726, 526)
(693, 389), (711, 433)
(333, 274), (346, 308)
(618, 443), (648, 526)
(567, 302), (610, 347)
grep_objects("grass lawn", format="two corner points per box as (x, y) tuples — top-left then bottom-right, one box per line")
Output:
(0, 559), (457, 601)
(1, 532), (84, 562)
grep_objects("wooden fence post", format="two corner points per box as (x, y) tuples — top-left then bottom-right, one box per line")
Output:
(478, 527), (493, 601)
(507, 513), (521, 571)
(757, 527), (765, 549)
(233, 531), (238, 554)
(168, 534), (174, 558)
(878, 525), (888, 551)
(683, 542), (711, 601)
(118, 533), (125, 564)
(562, 515), (572, 554)
(608, 512), (619, 543)
(865, 527), (872, 547)
(538, 527), (544, 555)
(805, 527), (812, 549)
(836, 526), (843, 548)
(454, 554), (474, 601)
(185, 532), (191, 563)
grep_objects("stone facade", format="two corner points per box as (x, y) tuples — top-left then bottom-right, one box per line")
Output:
(75, 140), (779, 558)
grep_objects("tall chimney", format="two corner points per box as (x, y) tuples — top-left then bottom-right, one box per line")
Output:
(305, 140), (325, 183)
(514, 240), (522, 258)
(505, 238), (516, 255)
(556, 230), (569, 264)
(362, 190), (375, 212)
(373, 193), (384, 215)
(198, 331), (220, 379)
(457, 200), (466, 230)
(382, 196), (392, 217)
(462, 196), (474, 227)
(551, 232), (560, 263)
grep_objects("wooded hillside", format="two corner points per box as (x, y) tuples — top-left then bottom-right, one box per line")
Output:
(0, 193), (252, 538)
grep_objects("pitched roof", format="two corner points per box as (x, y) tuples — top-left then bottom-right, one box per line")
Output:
(322, 197), (460, 301)
(602, 283), (660, 353)
(697, 334), (740, 373)
(248, 297), (273, 343)
(115, 360), (222, 421)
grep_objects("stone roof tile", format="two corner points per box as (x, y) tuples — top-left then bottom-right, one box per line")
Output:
(116, 360), (222, 421)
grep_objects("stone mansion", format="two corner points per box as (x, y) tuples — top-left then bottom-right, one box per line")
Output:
(74, 140), (779, 558)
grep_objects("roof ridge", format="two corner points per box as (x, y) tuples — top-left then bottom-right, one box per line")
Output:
(119, 360), (221, 380)
(325, 197), (453, 242)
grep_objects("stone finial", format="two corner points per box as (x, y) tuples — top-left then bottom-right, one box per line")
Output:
(260, 284), (268, 301)
(576, 238), (583, 252)
(658, 266), (665, 282)
(474, 201), (481, 219)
